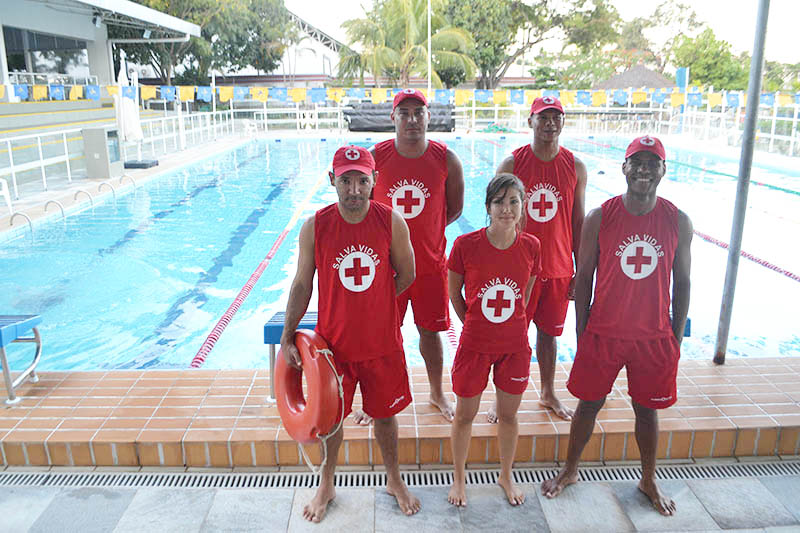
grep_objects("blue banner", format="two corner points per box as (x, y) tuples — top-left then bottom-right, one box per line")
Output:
(309, 87), (327, 103)
(121, 86), (136, 100)
(13, 84), (28, 99)
(652, 90), (667, 104)
(760, 93), (775, 106)
(196, 86), (213, 102)
(795, 93), (800, 105)
(726, 92), (740, 108)
(160, 86), (176, 101)
(435, 89), (454, 104)
(474, 89), (491, 103)
(687, 92), (703, 106)
(346, 88), (365, 99)
(675, 67), (689, 90)
(509, 89), (524, 105)
(49, 85), (65, 100)
(577, 90), (591, 106)
(613, 90), (627, 105)
(233, 86), (249, 101)
(85, 85), (100, 100)
(271, 87), (287, 101)
(543, 89), (560, 100)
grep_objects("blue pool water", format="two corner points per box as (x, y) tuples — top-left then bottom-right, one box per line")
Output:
(2, 134), (799, 370)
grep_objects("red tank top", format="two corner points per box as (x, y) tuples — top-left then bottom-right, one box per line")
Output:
(587, 196), (679, 339)
(314, 201), (403, 362)
(447, 229), (541, 353)
(512, 145), (577, 278)
(373, 139), (448, 274)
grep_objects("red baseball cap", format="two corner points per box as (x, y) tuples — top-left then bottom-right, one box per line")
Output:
(530, 96), (564, 115)
(625, 135), (666, 160)
(332, 145), (375, 176)
(393, 88), (428, 109)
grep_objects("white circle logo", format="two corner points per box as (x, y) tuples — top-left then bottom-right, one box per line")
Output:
(338, 252), (376, 292)
(527, 188), (558, 223)
(640, 136), (656, 146)
(542, 96), (555, 104)
(481, 285), (515, 323)
(344, 148), (360, 161)
(391, 185), (426, 219)
(620, 242), (658, 280)
(403, 88), (416, 94)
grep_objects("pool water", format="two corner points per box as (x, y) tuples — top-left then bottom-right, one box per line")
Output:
(2, 134), (799, 370)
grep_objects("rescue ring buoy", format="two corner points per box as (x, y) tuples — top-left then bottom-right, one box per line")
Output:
(275, 329), (342, 444)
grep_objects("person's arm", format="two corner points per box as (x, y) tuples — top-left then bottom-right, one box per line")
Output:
(445, 148), (465, 225)
(390, 209), (415, 296)
(523, 275), (537, 307)
(496, 154), (515, 175)
(448, 270), (467, 324)
(671, 210), (693, 344)
(568, 156), (588, 299)
(574, 207), (602, 337)
(279, 217), (317, 369)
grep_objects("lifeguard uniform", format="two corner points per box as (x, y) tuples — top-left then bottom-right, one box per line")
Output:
(315, 201), (411, 418)
(447, 229), (541, 397)
(512, 144), (577, 336)
(373, 139), (450, 331)
(568, 196), (681, 409)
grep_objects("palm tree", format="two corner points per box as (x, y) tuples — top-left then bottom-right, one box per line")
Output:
(339, 0), (476, 88)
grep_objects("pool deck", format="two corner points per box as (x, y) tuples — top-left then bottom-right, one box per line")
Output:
(0, 358), (798, 469)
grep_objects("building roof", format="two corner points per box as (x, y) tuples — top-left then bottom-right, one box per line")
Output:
(72, 0), (201, 37)
(593, 65), (675, 90)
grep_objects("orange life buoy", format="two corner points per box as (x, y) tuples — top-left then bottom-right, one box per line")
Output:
(275, 329), (342, 444)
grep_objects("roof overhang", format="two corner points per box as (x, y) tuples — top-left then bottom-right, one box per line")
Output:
(70, 0), (201, 37)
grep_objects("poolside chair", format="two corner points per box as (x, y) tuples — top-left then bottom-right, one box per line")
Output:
(0, 177), (12, 216)
(0, 315), (43, 405)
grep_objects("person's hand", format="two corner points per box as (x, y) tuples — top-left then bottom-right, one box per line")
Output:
(280, 338), (302, 369)
(567, 275), (576, 301)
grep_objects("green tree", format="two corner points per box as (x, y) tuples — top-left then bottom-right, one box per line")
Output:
(672, 28), (748, 89)
(560, 0), (621, 53)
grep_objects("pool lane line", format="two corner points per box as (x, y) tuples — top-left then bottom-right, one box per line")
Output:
(584, 179), (800, 284)
(573, 138), (800, 197)
(190, 171), (328, 368)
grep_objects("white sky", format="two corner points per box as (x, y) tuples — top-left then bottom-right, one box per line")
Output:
(289, 0), (800, 65)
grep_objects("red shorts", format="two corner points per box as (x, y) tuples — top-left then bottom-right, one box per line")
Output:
(567, 331), (681, 409)
(526, 277), (571, 337)
(451, 345), (532, 397)
(397, 269), (450, 332)
(336, 353), (412, 419)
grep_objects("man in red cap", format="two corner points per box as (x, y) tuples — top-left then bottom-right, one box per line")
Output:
(494, 96), (587, 421)
(542, 135), (692, 517)
(363, 88), (464, 423)
(281, 144), (420, 521)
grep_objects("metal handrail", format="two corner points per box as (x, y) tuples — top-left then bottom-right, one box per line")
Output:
(9, 212), (33, 235)
(1, 327), (42, 405)
(73, 189), (93, 206)
(119, 175), (137, 188)
(44, 200), (65, 218)
(98, 181), (117, 203)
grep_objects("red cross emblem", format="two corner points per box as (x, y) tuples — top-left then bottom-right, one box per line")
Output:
(345, 148), (360, 160)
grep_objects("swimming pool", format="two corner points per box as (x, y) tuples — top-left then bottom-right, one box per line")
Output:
(2, 134), (799, 370)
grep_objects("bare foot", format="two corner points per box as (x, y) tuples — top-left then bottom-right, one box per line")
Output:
(498, 476), (525, 506)
(487, 402), (498, 424)
(541, 468), (578, 498)
(638, 479), (676, 516)
(302, 483), (336, 522)
(352, 409), (373, 425)
(430, 395), (454, 422)
(387, 478), (421, 515)
(539, 393), (574, 421)
(447, 479), (467, 507)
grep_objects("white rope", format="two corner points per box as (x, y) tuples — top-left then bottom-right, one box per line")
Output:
(298, 348), (345, 475)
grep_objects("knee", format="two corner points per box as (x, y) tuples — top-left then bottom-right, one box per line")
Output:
(417, 326), (437, 340)
(453, 410), (476, 426)
(496, 411), (517, 425)
(576, 398), (605, 417)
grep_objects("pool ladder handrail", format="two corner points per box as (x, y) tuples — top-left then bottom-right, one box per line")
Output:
(9, 212), (34, 237)
(74, 189), (94, 206)
(1, 327), (42, 405)
(44, 200), (65, 219)
(98, 181), (116, 203)
(119, 174), (137, 189)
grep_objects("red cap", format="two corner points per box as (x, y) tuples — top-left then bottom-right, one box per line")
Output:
(332, 145), (375, 176)
(530, 96), (564, 115)
(393, 88), (428, 109)
(625, 135), (666, 160)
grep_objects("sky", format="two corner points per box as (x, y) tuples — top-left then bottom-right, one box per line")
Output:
(290, 0), (800, 65)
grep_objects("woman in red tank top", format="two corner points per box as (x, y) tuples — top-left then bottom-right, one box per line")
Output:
(447, 174), (541, 508)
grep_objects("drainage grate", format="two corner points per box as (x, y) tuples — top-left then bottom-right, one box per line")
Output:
(0, 461), (798, 489)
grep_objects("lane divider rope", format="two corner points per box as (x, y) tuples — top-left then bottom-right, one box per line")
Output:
(190, 172), (327, 368)
(692, 230), (800, 283)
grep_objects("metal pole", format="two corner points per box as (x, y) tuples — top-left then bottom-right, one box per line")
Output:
(714, 0), (770, 365)
(427, 0), (431, 95)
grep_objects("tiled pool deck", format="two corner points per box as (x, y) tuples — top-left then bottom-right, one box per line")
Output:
(1, 358), (798, 468)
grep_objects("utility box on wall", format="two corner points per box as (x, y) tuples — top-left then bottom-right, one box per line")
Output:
(82, 126), (123, 179)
